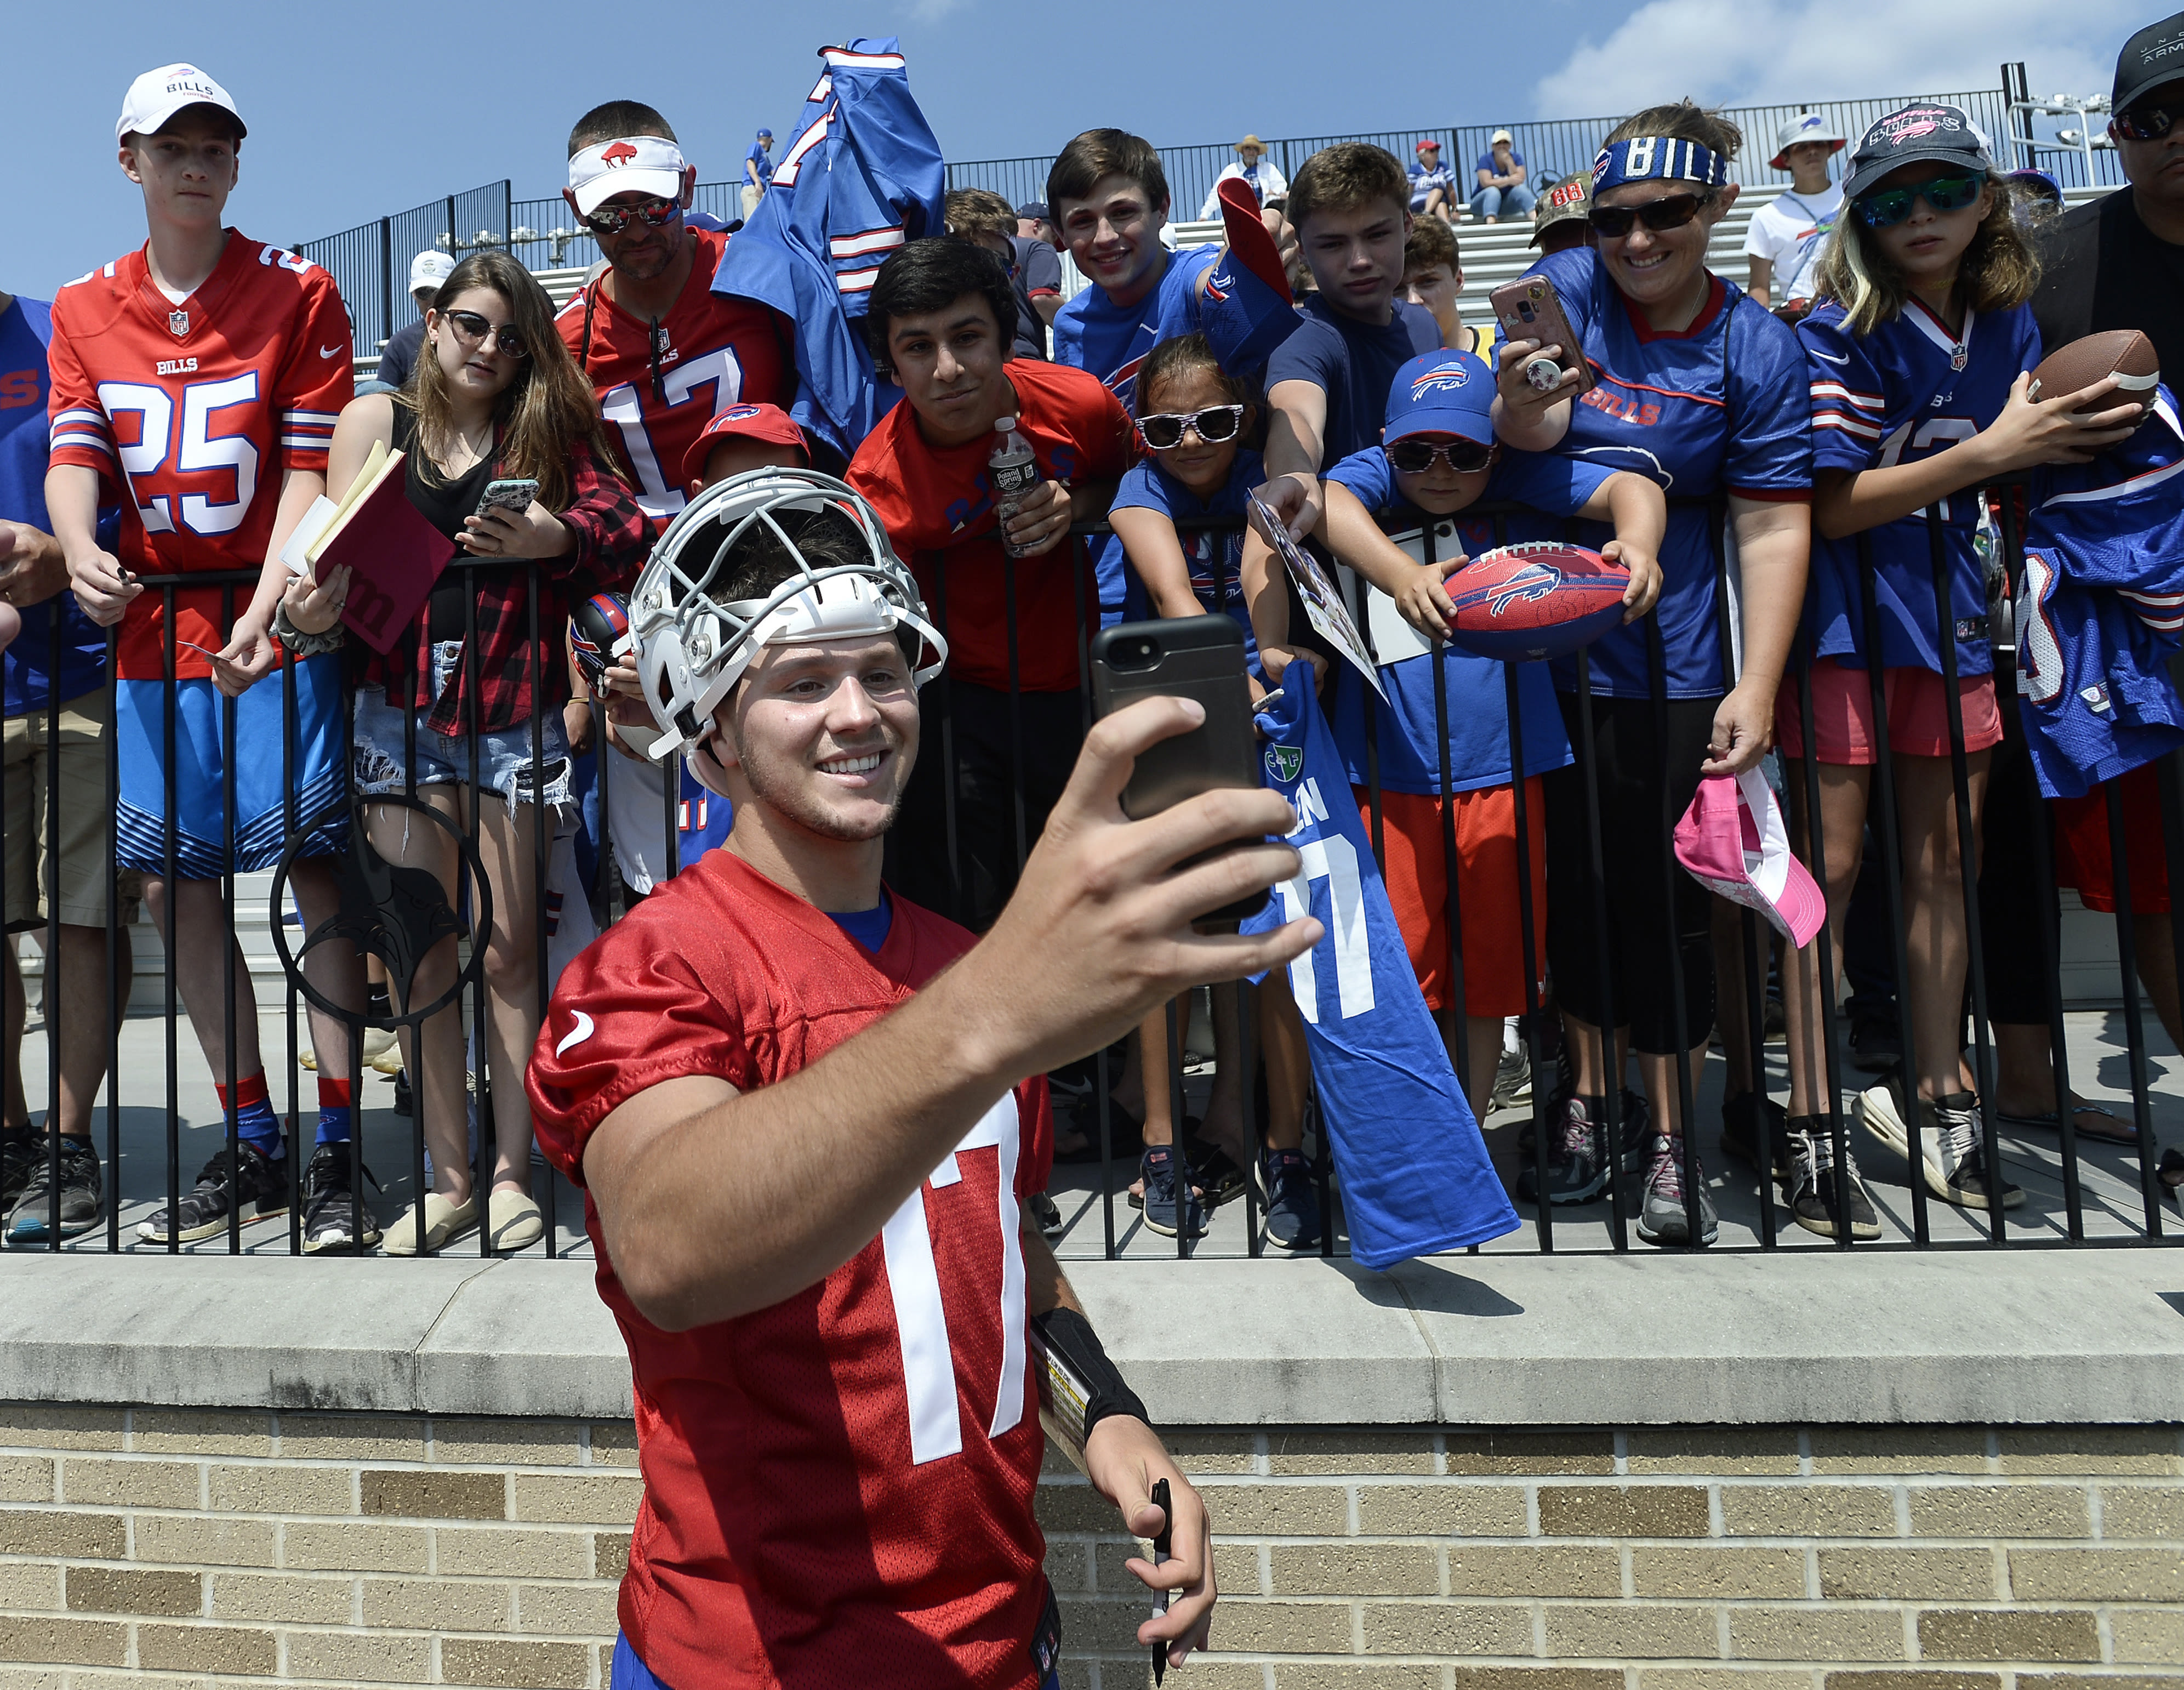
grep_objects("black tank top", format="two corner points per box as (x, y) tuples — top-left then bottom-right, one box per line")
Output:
(390, 403), (494, 642)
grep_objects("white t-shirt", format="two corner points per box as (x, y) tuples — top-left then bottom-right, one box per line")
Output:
(1742, 185), (1844, 305)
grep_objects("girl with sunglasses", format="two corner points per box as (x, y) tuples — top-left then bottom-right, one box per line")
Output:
(1102, 334), (1319, 1245)
(283, 251), (647, 1255)
(1492, 102), (1815, 1249)
(1781, 105), (2141, 1224)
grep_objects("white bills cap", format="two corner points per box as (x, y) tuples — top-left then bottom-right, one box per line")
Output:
(117, 63), (245, 145)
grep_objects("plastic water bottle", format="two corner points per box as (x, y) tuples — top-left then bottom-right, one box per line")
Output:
(989, 417), (1041, 559)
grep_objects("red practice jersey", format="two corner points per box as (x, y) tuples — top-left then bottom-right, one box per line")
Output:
(527, 850), (1056, 1690)
(557, 226), (791, 534)
(45, 232), (353, 680)
(848, 360), (1134, 693)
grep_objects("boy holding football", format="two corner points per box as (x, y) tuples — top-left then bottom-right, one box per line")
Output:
(49, 65), (366, 1249)
(1246, 349), (1662, 1131)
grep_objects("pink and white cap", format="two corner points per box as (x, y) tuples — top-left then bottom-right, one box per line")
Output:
(1674, 770), (1827, 947)
(117, 63), (244, 144)
(568, 135), (687, 217)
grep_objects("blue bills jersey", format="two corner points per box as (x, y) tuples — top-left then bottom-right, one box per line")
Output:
(1051, 244), (1219, 417)
(1801, 298), (2041, 678)
(2016, 390), (2184, 798)
(712, 39), (945, 460)
(1522, 248), (1812, 699)
(1241, 679), (1521, 1268)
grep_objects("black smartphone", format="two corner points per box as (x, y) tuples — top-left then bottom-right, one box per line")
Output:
(1088, 618), (1265, 925)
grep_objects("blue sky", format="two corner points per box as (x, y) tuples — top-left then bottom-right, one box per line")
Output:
(5, 0), (2145, 299)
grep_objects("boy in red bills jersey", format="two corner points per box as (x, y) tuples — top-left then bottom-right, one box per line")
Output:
(48, 64), (366, 1247)
(529, 470), (1319, 1688)
(555, 101), (792, 533)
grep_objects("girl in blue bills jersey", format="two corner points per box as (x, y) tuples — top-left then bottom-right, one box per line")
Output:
(1776, 104), (2142, 1227)
(1492, 101), (1812, 1250)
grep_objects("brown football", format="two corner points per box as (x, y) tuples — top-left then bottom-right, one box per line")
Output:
(2028, 329), (2160, 414)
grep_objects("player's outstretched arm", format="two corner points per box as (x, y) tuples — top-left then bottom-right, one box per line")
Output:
(1322, 479), (1463, 639)
(581, 696), (1322, 1331)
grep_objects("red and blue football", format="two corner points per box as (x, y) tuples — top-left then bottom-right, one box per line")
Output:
(1441, 543), (1630, 662)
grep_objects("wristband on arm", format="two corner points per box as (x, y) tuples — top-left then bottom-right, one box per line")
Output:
(1031, 1306), (1150, 1472)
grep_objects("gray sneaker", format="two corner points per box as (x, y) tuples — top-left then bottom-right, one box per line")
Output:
(1635, 1135), (1718, 1248)
(6, 1136), (104, 1245)
(1490, 1042), (1532, 1113)
(1783, 1120), (1881, 1240)
(1856, 1077), (2023, 1211)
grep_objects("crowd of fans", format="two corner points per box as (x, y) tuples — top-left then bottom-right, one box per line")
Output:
(4, 19), (2184, 1257)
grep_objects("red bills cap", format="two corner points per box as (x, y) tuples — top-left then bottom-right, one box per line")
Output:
(118, 63), (244, 144)
(683, 404), (810, 485)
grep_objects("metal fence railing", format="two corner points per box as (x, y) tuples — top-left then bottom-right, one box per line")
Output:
(5, 475), (2182, 1256)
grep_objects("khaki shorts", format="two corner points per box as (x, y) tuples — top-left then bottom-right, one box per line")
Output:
(4, 688), (142, 930)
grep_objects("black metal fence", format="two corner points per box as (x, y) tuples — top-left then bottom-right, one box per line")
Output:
(5, 485), (2180, 1257)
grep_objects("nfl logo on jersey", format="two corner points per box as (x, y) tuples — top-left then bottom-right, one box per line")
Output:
(168, 310), (189, 337)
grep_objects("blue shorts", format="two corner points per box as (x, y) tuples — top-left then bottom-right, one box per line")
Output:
(351, 680), (573, 812)
(116, 656), (347, 879)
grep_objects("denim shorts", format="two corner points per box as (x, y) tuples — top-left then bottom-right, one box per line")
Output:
(352, 652), (572, 812)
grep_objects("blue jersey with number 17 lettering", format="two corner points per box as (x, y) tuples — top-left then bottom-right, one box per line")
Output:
(1801, 298), (2039, 676)
(1241, 678), (1520, 1268)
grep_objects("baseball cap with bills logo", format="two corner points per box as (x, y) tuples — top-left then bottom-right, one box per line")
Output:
(117, 63), (244, 145)
(1842, 103), (1994, 201)
(568, 135), (688, 217)
(1384, 350), (1495, 445)
(1770, 112), (1847, 170)
(1674, 770), (1826, 947)
(683, 403), (810, 486)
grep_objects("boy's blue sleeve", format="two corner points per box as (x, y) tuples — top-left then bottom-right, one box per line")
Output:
(1725, 301), (1815, 495)
(1050, 295), (1087, 368)
(1108, 459), (1171, 516)
(1266, 314), (1339, 395)
(1489, 447), (1614, 517)
(1325, 446), (1393, 508)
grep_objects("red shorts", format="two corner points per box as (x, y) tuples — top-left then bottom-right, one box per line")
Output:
(2053, 762), (2173, 914)
(1775, 658), (2002, 765)
(1356, 778), (1548, 1017)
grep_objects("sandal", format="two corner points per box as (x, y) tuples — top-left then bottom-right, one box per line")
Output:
(1997, 1101), (2138, 1145)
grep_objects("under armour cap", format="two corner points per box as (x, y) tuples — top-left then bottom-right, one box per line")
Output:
(1841, 103), (1994, 201)
(568, 134), (687, 217)
(408, 251), (454, 293)
(1770, 112), (1847, 169)
(117, 62), (244, 144)
(2114, 9), (2184, 113)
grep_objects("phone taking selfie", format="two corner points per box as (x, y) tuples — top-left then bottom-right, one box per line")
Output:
(1089, 618), (1265, 925)
(476, 477), (539, 516)
(1488, 275), (1595, 399)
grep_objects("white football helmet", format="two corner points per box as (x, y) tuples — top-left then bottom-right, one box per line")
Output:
(629, 468), (948, 764)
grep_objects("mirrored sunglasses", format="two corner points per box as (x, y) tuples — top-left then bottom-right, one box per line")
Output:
(583, 197), (680, 235)
(1854, 172), (1986, 227)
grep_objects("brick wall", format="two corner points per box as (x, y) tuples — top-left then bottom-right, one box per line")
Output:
(1, 1408), (2179, 1688)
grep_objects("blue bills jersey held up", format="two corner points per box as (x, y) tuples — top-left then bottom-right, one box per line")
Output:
(2016, 389), (2184, 798)
(712, 40), (945, 460)
(1241, 679), (1521, 1268)
(1801, 298), (2040, 678)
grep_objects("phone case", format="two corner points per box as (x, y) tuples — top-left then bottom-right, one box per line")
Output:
(1089, 619), (1258, 820)
(478, 479), (539, 513)
(1487, 276), (1596, 399)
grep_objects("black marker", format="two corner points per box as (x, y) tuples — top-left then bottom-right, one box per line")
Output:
(1149, 1477), (1172, 1686)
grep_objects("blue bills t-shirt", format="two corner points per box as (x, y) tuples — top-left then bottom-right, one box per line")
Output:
(1265, 295), (1442, 465)
(1051, 243), (1219, 416)
(1324, 446), (1604, 794)
(0, 297), (109, 716)
(1521, 247), (1811, 699)
(1109, 447), (1259, 656)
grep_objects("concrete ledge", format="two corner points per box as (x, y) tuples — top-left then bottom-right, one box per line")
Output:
(3, 1248), (2181, 1425)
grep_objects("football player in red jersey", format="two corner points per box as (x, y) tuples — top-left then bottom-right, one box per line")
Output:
(529, 472), (1319, 1688)
(555, 101), (795, 534)
(47, 65), (366, 1247)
